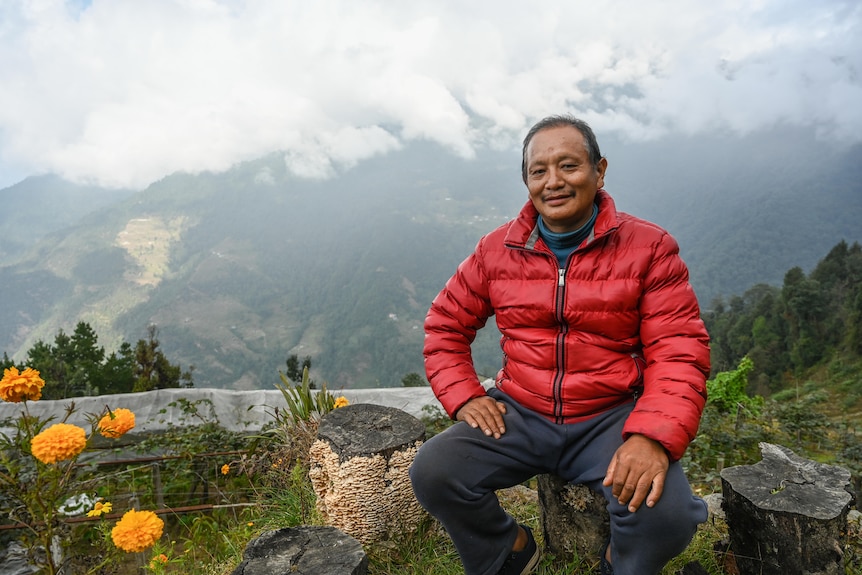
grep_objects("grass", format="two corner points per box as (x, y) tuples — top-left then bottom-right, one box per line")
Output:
(182, 388), (862, 575)
(195, 466), (735, 575)
(205, 475), (862, 575)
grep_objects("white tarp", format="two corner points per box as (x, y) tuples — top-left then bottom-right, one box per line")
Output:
(0, 386), (453, 438)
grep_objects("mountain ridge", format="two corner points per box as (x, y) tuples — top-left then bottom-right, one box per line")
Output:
(1, 128), (859, 390)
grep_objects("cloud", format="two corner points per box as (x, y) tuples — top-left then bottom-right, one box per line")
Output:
(0, 0), (859, 189)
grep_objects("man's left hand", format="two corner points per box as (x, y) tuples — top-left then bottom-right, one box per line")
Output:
(602, 434), (669, 513)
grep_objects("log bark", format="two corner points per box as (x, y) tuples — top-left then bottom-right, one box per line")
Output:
(230, 526), (367, 575)
(720, 442), (852, 575)
(309, 404), (426, 544)
(537, 474), (609, 563)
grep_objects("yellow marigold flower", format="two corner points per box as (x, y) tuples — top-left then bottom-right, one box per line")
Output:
(221, 463), (230, 475)
(111, 509), (164, 553)
(333, 396), (349, 409)
(31, 423), (87, 464)
(87, 501), (113, 517)
(0, 367), (45, 403)
(98, 408), (136, 438)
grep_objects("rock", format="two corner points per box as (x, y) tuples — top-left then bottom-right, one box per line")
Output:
(702, 492), (725, 520)
(0, 542), (39, 575)
(230, 526), (367, 575)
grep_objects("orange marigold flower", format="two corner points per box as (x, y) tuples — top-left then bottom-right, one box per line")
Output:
(87, 501), (113, 517)
(221, 463), (230, 475)
(149, 553), (169, 568)
(30, 423), (87, 464)
(111, 509), (164, 553)
(333, 396), (349, 409)
(0, 367), (45, 403)
(98, 408), (136, 438)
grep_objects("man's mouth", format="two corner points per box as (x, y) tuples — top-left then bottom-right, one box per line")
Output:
(544, 193), (572, 205)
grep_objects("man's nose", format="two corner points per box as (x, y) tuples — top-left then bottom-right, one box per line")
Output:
(546, 168), (563, 188)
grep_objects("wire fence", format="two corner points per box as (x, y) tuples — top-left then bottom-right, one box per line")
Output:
(0, 448), (260, 532)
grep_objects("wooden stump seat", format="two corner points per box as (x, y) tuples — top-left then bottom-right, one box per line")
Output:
(309, 403), (426, 545)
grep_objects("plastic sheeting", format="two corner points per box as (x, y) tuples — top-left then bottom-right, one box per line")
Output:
(0, 386), (452, 439)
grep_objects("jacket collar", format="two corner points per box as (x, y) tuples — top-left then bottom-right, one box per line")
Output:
(505, 190), (619, 249)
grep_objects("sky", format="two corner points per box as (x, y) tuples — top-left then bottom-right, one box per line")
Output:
(0, 0), (860, 190)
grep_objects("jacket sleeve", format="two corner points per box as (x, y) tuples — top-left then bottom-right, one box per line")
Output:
(424, 240), (495, 418)
(622, 232), (710, 461)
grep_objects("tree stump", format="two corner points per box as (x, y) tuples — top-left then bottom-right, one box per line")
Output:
(309, 404), (426, 545)
(537, 474), (609, 563)
(720, 442), (852, 575)
(230, 526), (367, 575)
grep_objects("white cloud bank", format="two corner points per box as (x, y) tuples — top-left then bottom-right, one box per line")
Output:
(0, 0), (859, 189)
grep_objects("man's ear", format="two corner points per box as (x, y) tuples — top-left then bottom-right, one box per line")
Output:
(596, 157), (608, 188)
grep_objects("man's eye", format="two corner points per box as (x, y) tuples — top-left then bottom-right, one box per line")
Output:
(530, 169), (545, 177)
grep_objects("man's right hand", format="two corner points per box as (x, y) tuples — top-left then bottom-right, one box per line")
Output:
(455, 396), (507, 438)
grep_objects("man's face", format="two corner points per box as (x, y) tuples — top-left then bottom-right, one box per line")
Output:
(525, 125), (607, 234)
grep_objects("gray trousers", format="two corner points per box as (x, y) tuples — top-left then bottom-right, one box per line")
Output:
(409, 389), (707, 575)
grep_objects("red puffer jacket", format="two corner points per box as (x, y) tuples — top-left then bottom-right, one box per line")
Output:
(424, 191), (710, 460)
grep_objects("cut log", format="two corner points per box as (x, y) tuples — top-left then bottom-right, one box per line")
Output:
(720, 442), (852, 575)
(230, 526), (367, 575)
(309, 404), (426, 544)
(537, 474), (609, 563)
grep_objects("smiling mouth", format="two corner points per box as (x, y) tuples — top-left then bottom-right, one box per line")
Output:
(544, 193), (572, 204)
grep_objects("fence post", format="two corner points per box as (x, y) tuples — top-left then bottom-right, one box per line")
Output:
(152, 462), (165, 508)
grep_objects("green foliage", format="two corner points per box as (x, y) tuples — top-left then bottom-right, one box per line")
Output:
(0, 399), (157, 574)
(284, 354), (312, 385)
(255, 459), (321, 529)
(770, 386), (831, 449)
(24, 322), (107, 398)
(132, 324), (194, 392)
(275, 365), (335, 427)
(420, 403), (453, 438)
(10, 322), (193, 399)
(705, 356), (762, 415)
(687, 358), (862, 512)
(401, 372), (428, 387)
(705, 240), (862, 394)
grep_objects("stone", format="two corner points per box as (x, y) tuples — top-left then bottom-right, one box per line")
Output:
(230, 526), (367, 575)
(702, 492), (725, 520)
(720, 442), (852, 575)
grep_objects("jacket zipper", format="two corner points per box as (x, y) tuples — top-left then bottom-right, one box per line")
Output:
(552, 267), (568, 422)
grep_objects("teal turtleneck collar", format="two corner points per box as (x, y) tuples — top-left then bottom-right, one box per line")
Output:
(537, 203), (598, 267)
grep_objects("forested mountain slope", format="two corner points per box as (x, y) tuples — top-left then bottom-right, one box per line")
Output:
(0, 127), (859, 390)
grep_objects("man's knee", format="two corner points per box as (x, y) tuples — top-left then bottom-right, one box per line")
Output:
(619, 489), (706, 550)
(409, 437), (453, 507)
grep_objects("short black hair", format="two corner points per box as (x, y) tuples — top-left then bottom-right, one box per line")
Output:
(521, 115), (602, 183)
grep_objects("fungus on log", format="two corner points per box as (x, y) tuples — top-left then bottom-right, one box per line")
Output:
(720, 442), (852, 575)
(230, 526), (367, 575)
(309, 403), (426, 545)
(537, 474), (610, 563)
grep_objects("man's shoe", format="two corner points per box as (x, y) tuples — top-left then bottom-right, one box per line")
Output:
(497, 525), (540, 575)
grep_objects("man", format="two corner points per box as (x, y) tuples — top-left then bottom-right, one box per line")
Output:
(409, 115), (710, 575)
